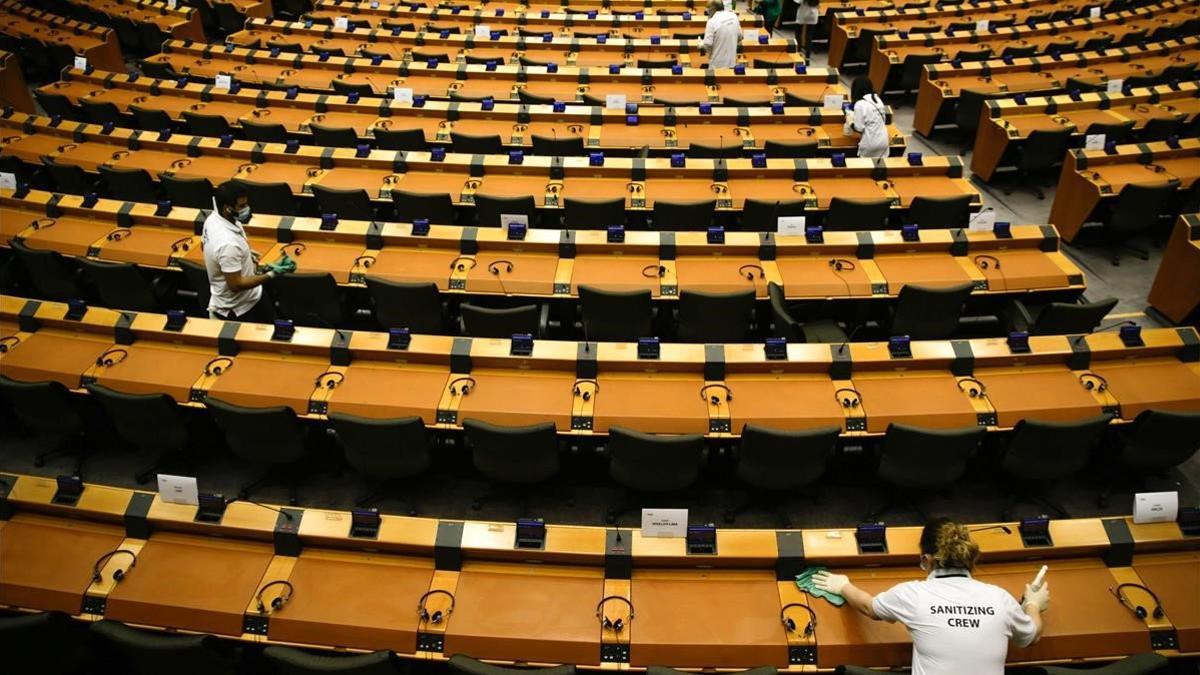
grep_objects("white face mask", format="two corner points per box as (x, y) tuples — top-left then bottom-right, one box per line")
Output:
(235, 206), (251, 224)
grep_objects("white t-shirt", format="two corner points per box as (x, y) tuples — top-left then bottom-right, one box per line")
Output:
(794, 0), (820, 24)
(703, 10), (742, 70)
(851, 93), (889, 158)
(871, 569), (1039, 675)
(201, 207), (261, 317)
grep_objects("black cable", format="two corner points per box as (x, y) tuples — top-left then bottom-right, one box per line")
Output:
(828, 258), (855, 298)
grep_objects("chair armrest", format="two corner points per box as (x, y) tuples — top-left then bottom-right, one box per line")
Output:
(999, 298), (1035, 334)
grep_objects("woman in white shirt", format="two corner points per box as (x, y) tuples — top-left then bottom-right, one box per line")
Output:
(793, 0), (819, 58)
(812, 518), (1050, 675)
(844, 76), (890, 158)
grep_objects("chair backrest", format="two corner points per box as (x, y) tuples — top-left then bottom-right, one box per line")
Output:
(877, 423), (983, 489)
(364, 277), (447, 333)
(176, 258), (212, 312)
(138, 58), (180, 80)
(518, 88), (556, 104)
(34, 91), (79, 120)
(826, 197), (890, 231)
(460, 303), (541, 337)
(889, 282), (973, 340)
(449, 655), (576, 675)
(898, 53), (942, 89)
(677, 289), (755, 343)
(1017, 129), (1072, 171)
(450, 132), (505, 154)
(1137, 117), (1182, 143)
(99, 166), (159, 203)
(1031, 298), (1117, 335)
(78, 258), (160, 312)
(1084, 121), (1135, 144)
(767, 281), (801, 340)
(241, 119), (289, 143)
(737, 424), (841, 490)
(563, 197), (626, 229)
(783, 91), (822, 107)
(686, 142), (742, 160)
(204, 397), (306, 464)
(954, 89), (993, 136)
(330, 79), (374, 96)
(212, 1), (245, 33)
(1109, 183), (1175, 236)
(162, 175), (215, 209)
(607, 426), (705, 492)
(81, 100), (124, 126)
(11, 239), (83, 301)
(531, 134), (586, 156)
(0, 374), (82, 442)
(137, 21), (167, 53)
(463, 418), (560, 484)
(85, 383), (186, 454)
(740, 198), (805, 232)
(130, 105), (173, 132)
(851, 28), (895, 63)
(721, 96), (770, 107)
(475, 194), (538, 227)
(579, 285), (653, 341)
(90, 620), (237, 675)
(264, 645), (399, 675)
(374, 127), (427, 151)
(329, 413), (431, 479)
(42, 157), (95, 194)
(1000, 44), (1037, 59)
(651, 199), (716, 231)
(637, 58), (677, 69)
(905, 195), (973, 229)
(269, 272), (344, 327)
(311, 123), (359, 148)
(182, 111), (232, 138)
(391, 189), (455, 223)
(952, 48), (991, 63)
(1002, 414), (1111, 481)
(1118, 410), (1200, 473)
(234, 179), (297, 215)
(762, 140), (819, 159)
(312, 185), (374, 220)
(1033, 652), (1168, 675)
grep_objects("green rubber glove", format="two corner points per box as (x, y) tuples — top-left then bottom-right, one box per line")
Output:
(266, 255), (296, 276)
(796, 566), (846, 607)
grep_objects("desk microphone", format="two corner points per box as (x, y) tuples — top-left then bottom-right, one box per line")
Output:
(968, 524), (1012, 535)
(836, 324), (865, 355)
(1072, 320), (1137, 347)
(224, 495), (295, 522)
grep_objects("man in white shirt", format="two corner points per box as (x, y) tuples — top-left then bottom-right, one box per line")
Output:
(201, 181), (292, 322)
(702, 0), (742, 70)
(812, 518), (1048, 675)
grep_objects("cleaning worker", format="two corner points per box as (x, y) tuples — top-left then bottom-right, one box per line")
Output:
(702, 0), (742, 70)
(810, 518), (1049, 675)
(202, 180), (294, 322)
(843, 76), (890, 158)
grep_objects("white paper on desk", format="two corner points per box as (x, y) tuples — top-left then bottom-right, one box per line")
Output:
(743, 30), (758, 42)
(393, 87), (413, 103)
(976, 19), (988, 32)
(334, 16), (349, 30)
(1090, 6), (1101, 18)
(1106, 78), (1124, 94)
(1085, 133), (1106, 150)
(777, 215), (806, 236)
(0, 172), (16, 190)
(215, 74), (232, 90)
(968, 208), (995, 232)
(1133, 491), (1178, 524)
(605, 93), (627, 109)
(157, 474), (199, 506)
(370, 0), (379, 7)
(823, 93), (845, 109)
(474, 24), (492, 38)
(74, 56), (88, 71)
(641, 508), (688, 538)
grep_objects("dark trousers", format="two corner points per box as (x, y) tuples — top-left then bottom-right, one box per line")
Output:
(214, 294), (276, 323)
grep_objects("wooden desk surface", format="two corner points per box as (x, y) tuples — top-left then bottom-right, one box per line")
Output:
(1132, 551), (1200, 653)
(0, 513), (127, 615)
(0, 0), (124, 72)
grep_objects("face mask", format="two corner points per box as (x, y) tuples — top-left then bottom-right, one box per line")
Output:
(235, 206), (251, 224)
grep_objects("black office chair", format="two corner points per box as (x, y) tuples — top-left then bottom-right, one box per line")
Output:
(518, 55), (554, 68)
(204, 397), (308, 504)
(81, 100), (126, 127)
(211, 1), (245, 35)
(329, 413), (430, 512)
(954, 89), (997, 150)
(138, 58), (180, 81)
(866, 423), (984, 521)
(234, 179), (297, 216)
(241, 119), (289, 143)
(531, 134), (585, 156)
(312, 185), (375, 221)
(826, 197), (890, 231)
(1003, 128), (1072, 199)
(85, 383), (189, 484)
(725, 424), (841, 526)
(90, 620), (238, 675)
(1063, 76), (1106, 94)
(783, 92), (822, 107)
(651, 199), (716, 231)
(1001, 297), (1117, 335)
(767, 282), (847, 343)
(579, 285), (653, 342)
(0, 612), (92, 675)
(1104, 183), (1175, 265)
(1160, 63), (1197, 84)
(887, 282), (973, 340)
(309, 123), (359, 148)
(42, 157), (97, 195)
(721, 96), (772, 107)
(11, 239), (85, 301)
(263, 646), (400, 675)
(34, 91), (81, 120)
(563, 197), (625, 229)
(606, 426), (705, 524)
(676, 289), (755, 343)
(460, 303), (545, 338)
(129, 106), (174, 133)
(176, 258), (211, 315)
(182, 111), (233, 138)
(1032, 654), (1168, 675)
(475, 194), (538, 227)
(137, 22), (167, 54)
(374, 128), (427, 151)
(1084, 120), (1135, 145)
(999, 414), (1111, 519)
(462, 419), (562, 512)
(848, 27), (895, 66)
(0, 375), (86, 474)
(161, 175), (215, 209)
(1100, 410), (1200, 506)
(637, 58), (678, 69)
(449, 655), (575, 675)
(753, 58), (790, 70)
(269, 272), (346, 327)
(450, 132), (505, 154)
(1000, 44), (1038, 59)
(108, 17), (142, 56)
(1079, 35), (1113, 52)
(762, 140), (819, 158)
(686, 142), (742, 160)
(1136, 117), (1183, 143)
(99, 166), (161, 203)
(653, 96), (704, 107)
(365, 278), (449, 333)
(740, 198), (806, 231)
(895, 53), (941, 95)
(78, 259), (163, 313)
(952, 48), (991, 64)
(904, 195), (973, 229)
(379, 19), (416, 32)
(330, 80), (374, 97)
(391, 189), (456, 223)
(518, 89), (557, 105)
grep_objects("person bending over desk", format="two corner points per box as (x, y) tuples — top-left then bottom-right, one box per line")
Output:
(202, 180), (294, 322)
(702, 0), (742, 70)
(812, 518), (1049, 675)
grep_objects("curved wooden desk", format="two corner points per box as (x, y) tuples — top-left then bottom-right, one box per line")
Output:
(0, 473), (1197, 669)
(1148, 214), (1200, 326)
(0, 0), (125, 73)
(0, 49), (34, 114)
(65, 0), (206, 43)
(1048, 138), (1200, 242)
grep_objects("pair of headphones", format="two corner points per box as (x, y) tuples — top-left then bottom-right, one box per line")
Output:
(828, 258), (856, 272)
(596, 595), (634, 633)
(204, 357), (234, 376)
(314, 371), (345, 389)
(739, 264), (765, 281)
(449, 376), (476, 396)
(95, 348), (129, 367)
(957, 377), (987, 398)
(974, 254), (1002, 270)
(834, 387), (861, 408)
(255, 580), (294, 614)
(1111, 583), (1164, 620)
(488, 260), (514, 275)
(780, 602), (816, 638)
(700, 383), (733, 405)
(642, 264), (666, 278)
(417, 589), (456, 624)
(0, 336), (20, 354)
(449, 256), (476, 273)
(1079, 372), (1109, 393)
(573, 379), (599, 401)
(91, 549), (137, 585)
